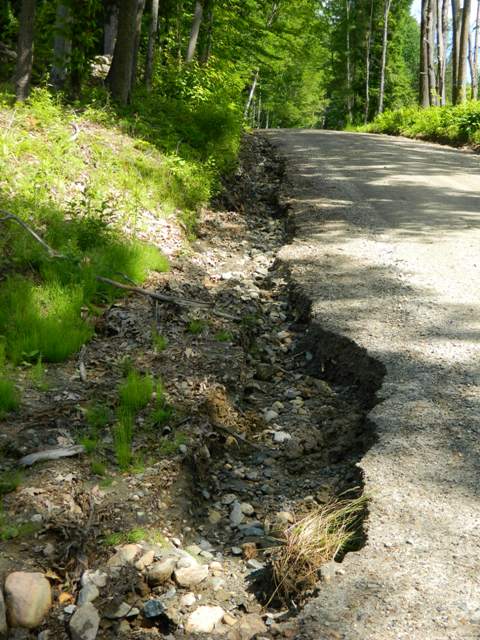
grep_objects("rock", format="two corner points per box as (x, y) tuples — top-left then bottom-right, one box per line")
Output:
(143, 600), (165, 619)
(240, 503), (255, 516)
(103, 602), (139, 620)
(240, 526), (264, 537)
(147, 557), (177, 586)
(210, 561), (223, 572)
(200, 550), (214, 561)
(276, 511), (294, 525)
(0, 588), (6, 636)
(231, 547), (242, 556)
(185, 544), (202, 556)
(208, 510), (222, 525)
(186, 606), (225, 634)
(174, 565), (208, 588)
(264, 410), (278, 423)
(230, 502), (244, 526)
(180, 592), (196, 608)
(176, 555), (197, 569)
(210, 577), (225, 591)
(118, 620), (131, 635)
(221, 494), (237, 505)
(246, 559), (264, 571)
(107, 544), (142, 568)
(223, 612), (237, 627)
(64, 604), (77, 615)
(135, 550), (155, 571)
(273, 431), (291, 444)
(77, 584), (99, 606)
(227, 614), (267, 640)
(5, 572), (52, 629)
(69, 603), (100, 640)
(81, 570), (107, 589)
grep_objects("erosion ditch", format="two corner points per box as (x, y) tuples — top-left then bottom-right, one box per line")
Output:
(0, 134), (385, 639)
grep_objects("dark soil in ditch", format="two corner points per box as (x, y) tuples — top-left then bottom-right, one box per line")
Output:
(0, 134), (383, 640)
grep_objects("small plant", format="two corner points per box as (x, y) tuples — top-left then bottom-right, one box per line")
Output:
(158, 431), (188, 456)
(78, 432), (100, 455)
(119, 371), (154, 412)
(29, 357), (49, 391)
(0, 377), (20, 415)
(187, 319), (207, 335)
(148, 405), (174, 428)
(270, 494), (367, 605)
(114, 409), (134, 470)
(119, 355), (134, 377)
(152, 329), (168, 353)
(0, 470), (23, 495)
(215, 330), (234, 342)
(0, 503), (40, 541)
(104, 527), (168, 547)
(90, 460), (106, 476)
(85, 402), (111, 430)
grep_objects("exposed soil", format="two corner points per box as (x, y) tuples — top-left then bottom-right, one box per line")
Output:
(0, 135), (383, 639)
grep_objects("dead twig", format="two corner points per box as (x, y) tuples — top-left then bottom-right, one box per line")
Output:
(0, 210), (68, 259)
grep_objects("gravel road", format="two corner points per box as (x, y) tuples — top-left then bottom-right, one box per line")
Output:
(266, 130), (480, 640)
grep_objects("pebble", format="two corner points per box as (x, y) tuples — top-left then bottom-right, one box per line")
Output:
(176, 555), (197, 569)
(5, 572), (52, 629)
(185, 544), (202, 556)
(240, 526), (264, 537)
(104, 602), (139, 619)
(69, 603), (100, 640)
(174, 565), (209, 588)
(240, 503), (255, 516)
(64, 605), (77, 615)
(77, 584), (99, 606)
(107, 544), (141, 567)
(264, 410), (278, 423)
(246, 559), (264, 571)
(186, 605), (225, 633)
(200, 550), (214, 560)
(143, 600), (165, 619)
(273, 431), (291, 443)
(180, 592), (196, 608)
(230, 502), (245, 526)
(223, 612), (237, 627)
(227, 613), (267, 640)
(81, 570), (107, 589)
(135, 549), (155, 571)
(179, 444), (188, 454)
(211, 577), (225, 591)
(147, 557), (177, 586)
(222, 494), (237, 505)
(231, 547), (242, 556)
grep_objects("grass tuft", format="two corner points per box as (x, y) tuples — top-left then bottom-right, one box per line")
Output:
(187, 319), (207, 335)
(0, 377), (20, 415)
(118, 371), (154, 413)
(0, 470), (23, 495)
(270, 494), (367, 605)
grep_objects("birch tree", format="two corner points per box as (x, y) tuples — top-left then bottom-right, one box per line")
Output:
(14, 0), (36, 101)
(457, 0), (471, 103)
(186, 1), (203, 62)
(378, 0), (392, 114)
(145, 0), (160, 89)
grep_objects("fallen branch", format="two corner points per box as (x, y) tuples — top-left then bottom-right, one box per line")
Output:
(0, 210), (68, 259)
(0, 209), (239, 321)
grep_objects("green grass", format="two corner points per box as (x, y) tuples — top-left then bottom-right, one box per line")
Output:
(103, 527), (169, 547)
(215, 330), (234, 342)
(90, 460), (107, 476)
(0, 470), (23, 495)
(85, 402), (112, 430)
(0, 377), (20, 415)
(187, 319), (208, 335)
(361, 101), (480, 146)
(114, 409), (135, 470)
(152, 330), (168, 353)
(119, 371), (154, 413)
(29, 357), (49, 391)
(158, 432), (188, 456)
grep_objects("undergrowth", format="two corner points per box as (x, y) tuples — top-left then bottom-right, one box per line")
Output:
(361, 101), (480, 146)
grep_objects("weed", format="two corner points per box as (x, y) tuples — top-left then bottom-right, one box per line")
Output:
(119, 355), (134, 377)
(29, 357), (49, 391)
(158, 432), (188, 456)
(152, 330), (168, 353)
(114, 409), (134, 470)
(270, 494), (367, 605)
(85, 402), (111, 430)
(187, 319), (207, 335)
(0, 377), (20, 414)
(90, 460), (106, 476)
(148, 405), (174, 428)
(0, 470), (23, 495)
(0, 503), (40, 541)
(119, 371), (154, 413)
(103, 527), (169, 547)
(215, 330), (234, 342)
(99, 476), (114, 488)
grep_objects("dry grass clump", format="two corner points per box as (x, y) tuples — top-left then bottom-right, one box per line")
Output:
(271, 494), (367, 605)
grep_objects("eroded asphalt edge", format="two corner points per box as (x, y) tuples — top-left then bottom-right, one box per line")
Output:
(264, 130), (480, 640)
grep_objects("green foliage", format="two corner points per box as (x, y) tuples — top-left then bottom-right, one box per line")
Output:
(363, 101), (480, 146)
(152, 330), (168, 353)
(0, 377), (20, 415)
(85, 402), (112, 431)
(158, 432), (188, 456)
(215, 330), (234, 342)
(114, 409), (135, 470)
(103, 527), (169, 547)
(90, 459), (107, 476)
(0, 471), (23, 495)
(29, 357), (49, 391)
(119, 371), (154, 413)
(187, 319), (208, 335)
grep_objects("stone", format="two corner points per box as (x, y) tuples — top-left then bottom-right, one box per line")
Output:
(227, 614), (267, 640)
(64, 604), (77, 615)
(210, 561), (223, 572)
(185, 606), (225, 634)
(210, 577), (225, 591)
(176, 555), (197, 569)
(5, 572), (52, 629)
(273, 431), (291, 444)
(230, 503), (244, 526)
(200, 550), (214, 561)
(240, 526), (264, 537)
(143, 600), (165, 619)
(223, 612), (237, 627)
(135, 550), (155, 571)
(0, 588), (6, 636)
(276, 511), (294, 525)
(107, 544), (142, 567)
(180, 592), (196, 608)
(77, 584), (99, 606)
(264, 410), (278, 423)
(69, 603), (100, 640)
(174, 565), (208, 588)
(240, 503), (255, 516)
(208, 510), (222, 525)
(185, 544), (202, 556)
(246, 559), (264, 571)
(222, 494), (237, 505)
(104, 602), (139, 619)
(81, 570), (107, 589)
(147, 557), (177, 586)
(231, 547), (242, 556)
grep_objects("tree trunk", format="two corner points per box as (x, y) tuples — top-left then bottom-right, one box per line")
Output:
(145, 0), (159, 89)
(472, 0), (480, 98)
(244, 68), (259, 119)
(51, 2), (71, 90)
(199, 0), (214, 64)
(108, 0), (140, 104)
(345, 0), (353, 123)
(364, 0), (374, 124)
(420, 0), (430, 106)
(378, 0), (392, 114)
(130, 0), (146, 89)
(451, 0), (461, 103)
(427, 0), (437, 104)
(104, 3), (119, 56)
(14, 0), (36, 102)
(457, 0), (471, 103)
(438, 0), (448, 105)
(186, 0), (203, 63)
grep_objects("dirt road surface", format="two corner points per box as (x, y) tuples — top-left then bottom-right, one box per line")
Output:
(267, 130), (480, 640)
